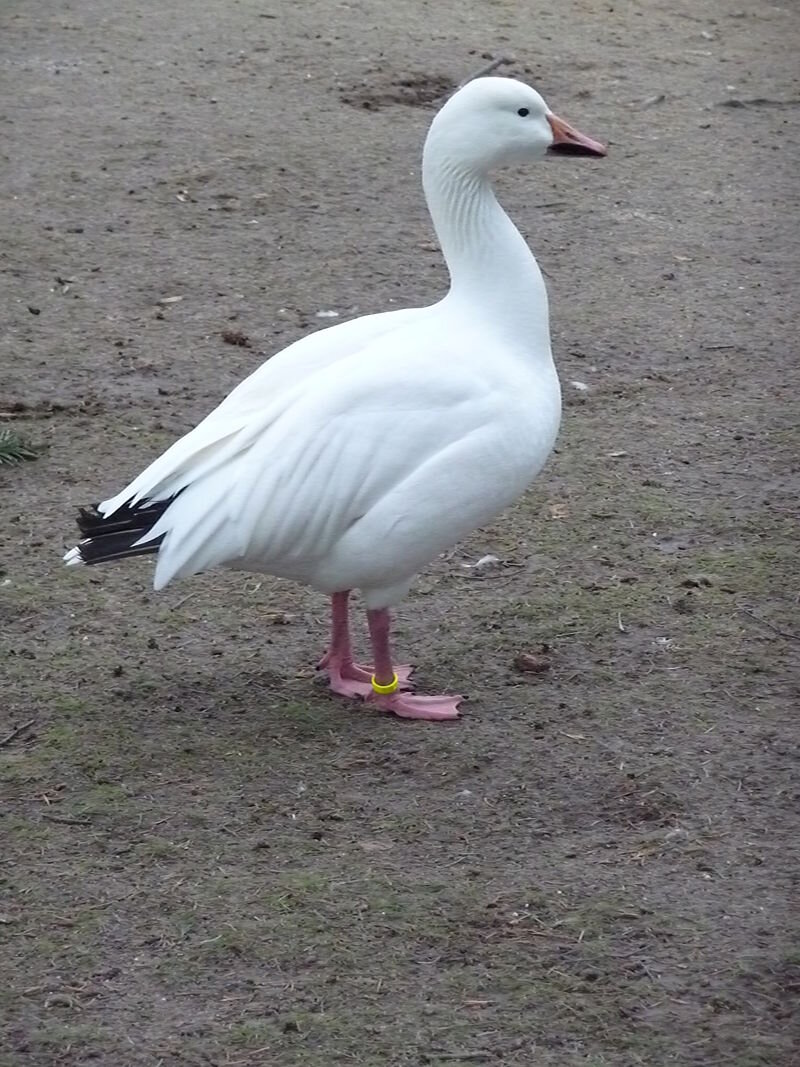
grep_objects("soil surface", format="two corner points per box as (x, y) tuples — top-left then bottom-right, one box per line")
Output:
(2, 1), (798, 1065)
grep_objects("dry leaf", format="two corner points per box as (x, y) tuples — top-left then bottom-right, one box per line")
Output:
(358, 840), (393, 853)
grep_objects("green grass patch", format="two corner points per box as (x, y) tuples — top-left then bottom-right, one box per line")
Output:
(0, 427), (38, 464)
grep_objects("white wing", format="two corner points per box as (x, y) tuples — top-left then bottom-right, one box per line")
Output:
(145, 348), (501, 589)
(99, 306), (423, 515)
(98, 302), (556, 594)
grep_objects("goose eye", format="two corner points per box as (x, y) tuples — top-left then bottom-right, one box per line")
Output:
(517, 107), (530, 117)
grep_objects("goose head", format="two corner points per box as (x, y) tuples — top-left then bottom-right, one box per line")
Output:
(426, 76), (606, 173)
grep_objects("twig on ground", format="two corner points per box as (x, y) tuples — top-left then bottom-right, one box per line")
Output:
(224, 1050), (272, 1067)
(738, 606), (800, 642)
(717, 96), (800, 109)
(426, 1052), (491, 1063)
(41, 813), (93, 827)
(460, 55), (514, 87)
(171, 592), (196, 611)
(0, 719), (36, 748)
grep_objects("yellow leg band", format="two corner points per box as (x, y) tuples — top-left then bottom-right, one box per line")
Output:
(371, 672), (399, 695)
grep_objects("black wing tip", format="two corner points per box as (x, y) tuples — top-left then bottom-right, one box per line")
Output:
(68, 496), (176, 565)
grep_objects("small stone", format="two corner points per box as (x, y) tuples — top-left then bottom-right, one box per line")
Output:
(221, 329), (251, 347)
(514, 652), (551, 674)
(682, 574), (713, 588)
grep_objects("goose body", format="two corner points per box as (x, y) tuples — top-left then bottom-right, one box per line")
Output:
(65, 77), (605, 720)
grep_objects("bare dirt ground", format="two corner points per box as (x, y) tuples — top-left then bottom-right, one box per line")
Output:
(2, 1), (798, 1064)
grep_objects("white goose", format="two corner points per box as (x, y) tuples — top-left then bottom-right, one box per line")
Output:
(65, 77), (605, 721)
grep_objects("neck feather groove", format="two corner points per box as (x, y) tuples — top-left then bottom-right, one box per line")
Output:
(422, 143), (551, 349)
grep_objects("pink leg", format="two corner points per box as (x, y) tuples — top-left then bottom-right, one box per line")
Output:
(365, 608), (461, 721)
(317, 592), (413, 699)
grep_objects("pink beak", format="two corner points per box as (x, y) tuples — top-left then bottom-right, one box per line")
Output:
(547, 114), (606, 157)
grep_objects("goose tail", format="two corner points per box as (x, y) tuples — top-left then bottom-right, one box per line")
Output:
(63, 497), (176, 567)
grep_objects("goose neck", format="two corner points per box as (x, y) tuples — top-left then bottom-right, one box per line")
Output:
(422, 146), (549, 330)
